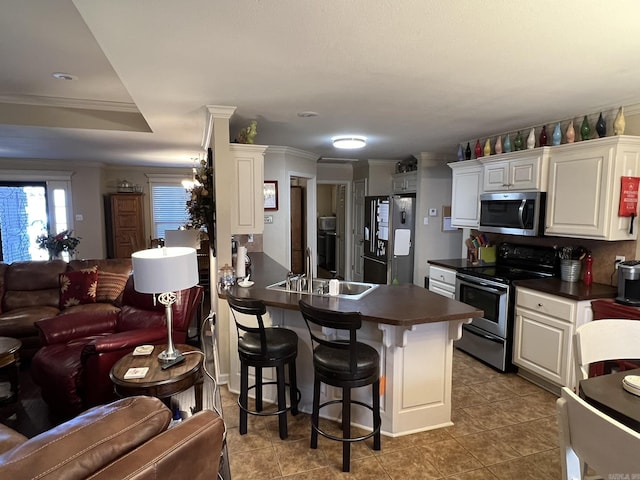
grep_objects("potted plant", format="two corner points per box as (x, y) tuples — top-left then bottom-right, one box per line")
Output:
(36, 229), (81, 260)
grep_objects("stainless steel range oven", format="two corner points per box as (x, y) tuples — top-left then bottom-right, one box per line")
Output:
(455, 243), (558, 372)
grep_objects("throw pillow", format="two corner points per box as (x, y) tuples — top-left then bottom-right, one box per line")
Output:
(59, 266), (98, 309)
(96, 271), (130, 303)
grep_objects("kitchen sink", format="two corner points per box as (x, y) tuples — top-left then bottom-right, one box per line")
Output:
(266, 278), (378, 300)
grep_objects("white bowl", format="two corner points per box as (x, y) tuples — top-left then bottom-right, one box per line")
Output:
(238, 280), (254, 288)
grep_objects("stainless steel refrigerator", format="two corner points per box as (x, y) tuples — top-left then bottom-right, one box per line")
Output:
(363, 194), (415, 284)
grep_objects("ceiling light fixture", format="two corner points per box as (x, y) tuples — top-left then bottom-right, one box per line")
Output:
(297, 111), (319, 118)
(332, 135), (366, 149)
(52, 72), (78, 81)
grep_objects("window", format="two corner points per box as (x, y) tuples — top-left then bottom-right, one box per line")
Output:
(147, 175), (191, 239)
(0, 172), (72, 263)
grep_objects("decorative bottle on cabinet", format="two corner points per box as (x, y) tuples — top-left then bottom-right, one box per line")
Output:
(514, 131), (523, 151)
(580, 115), (591, 141)
(596, 112), (606, 137)
(483, 138), (491, 156)
(552, 122), (562, 145)
(474, 139), (482, 158)
(504, 134), (512, 153)
(457, 144), (464, 161)
(526, 128), (535, 149)
(614, 106), (626, 135)
(465, 142), (472, 160)
(494, 135), (503, 154)
(566, 120), (575, 143)
(583, 253), (593, 285)
(539, 125), (548, 146)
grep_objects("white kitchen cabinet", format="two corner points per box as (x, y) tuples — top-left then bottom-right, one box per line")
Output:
(230, 144), (267, 234)
(392, 171), (417, 193)
(545, 136), (640, 241)
(480, 148), (550, 192)
(448, 160), (482, 228)
(514, 287), (593, 390)
(428, 264), (456, 299)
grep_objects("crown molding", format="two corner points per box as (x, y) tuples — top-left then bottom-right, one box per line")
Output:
(201, 105), (237, 150)
(0, 94), (139, 113)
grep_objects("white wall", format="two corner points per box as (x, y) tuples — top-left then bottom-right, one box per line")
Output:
(414, 161), (463, 286)
(367, 160), (395, 195)
(263, 146), (318, 269)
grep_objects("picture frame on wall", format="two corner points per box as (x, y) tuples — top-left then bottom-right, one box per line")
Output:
(264, 181), (278, 211)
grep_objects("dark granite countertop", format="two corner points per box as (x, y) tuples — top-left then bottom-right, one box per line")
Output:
(224, 253), (483, 327)
(514, 278), (617, 301)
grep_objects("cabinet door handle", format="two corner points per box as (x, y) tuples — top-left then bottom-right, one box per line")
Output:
(537, 303), (543, 307)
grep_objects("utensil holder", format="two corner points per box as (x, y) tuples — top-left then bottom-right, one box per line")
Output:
(478, 246), (496, 263)
(560, 259), (582, 283)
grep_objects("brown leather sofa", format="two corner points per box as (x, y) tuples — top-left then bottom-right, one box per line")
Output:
(30, 281), (203, 418)
(0, 258), (132, 359)
(0, 395), (225, 480)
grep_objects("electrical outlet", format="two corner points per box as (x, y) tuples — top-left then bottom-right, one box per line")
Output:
(615, 255), (626, 268)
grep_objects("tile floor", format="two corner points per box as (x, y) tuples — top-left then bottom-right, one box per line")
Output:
(220, 349), (562, 479)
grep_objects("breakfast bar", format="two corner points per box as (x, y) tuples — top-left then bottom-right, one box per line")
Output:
(225, 254), (483, 437)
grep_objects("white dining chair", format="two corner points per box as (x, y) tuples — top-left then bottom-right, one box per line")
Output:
(557, 387), (640, 480)
(573, 319), (640, 391)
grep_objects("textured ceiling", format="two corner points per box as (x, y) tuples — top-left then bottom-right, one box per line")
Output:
(1, 0), (640, 166)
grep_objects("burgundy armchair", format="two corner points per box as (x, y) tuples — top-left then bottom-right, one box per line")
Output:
(31, 278), (203, 418)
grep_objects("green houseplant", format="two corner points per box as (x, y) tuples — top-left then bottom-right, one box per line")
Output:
(186, 150), (216, 253)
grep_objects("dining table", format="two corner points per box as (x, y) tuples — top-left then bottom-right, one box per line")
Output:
(579, 368), (640, 432)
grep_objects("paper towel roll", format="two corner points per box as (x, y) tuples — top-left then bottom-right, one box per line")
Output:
(236, 246), (247, 279)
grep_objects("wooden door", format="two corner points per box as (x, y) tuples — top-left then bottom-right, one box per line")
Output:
(352, 179), (366, 282)
(290, 186), (304, 273)
(105, 193), (145, 258)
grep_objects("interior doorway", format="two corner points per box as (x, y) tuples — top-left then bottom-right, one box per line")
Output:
(316, 183), (347, 279)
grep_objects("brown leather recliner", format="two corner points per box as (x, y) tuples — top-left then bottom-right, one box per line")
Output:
(30, 279), (203, 418)
(0, 396), (225, 480)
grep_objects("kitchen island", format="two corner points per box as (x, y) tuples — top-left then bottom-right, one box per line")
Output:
(224, 253), (482, 437)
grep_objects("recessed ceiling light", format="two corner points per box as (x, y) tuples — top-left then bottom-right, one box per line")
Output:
(332, 135), (367, 149)
(297, 111), (319, 118)
(52, 72), (78, 81)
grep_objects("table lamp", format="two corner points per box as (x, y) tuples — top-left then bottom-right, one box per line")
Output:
(132, 247), (199, 362)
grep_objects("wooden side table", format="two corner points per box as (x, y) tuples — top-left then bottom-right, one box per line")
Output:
(0, 337), (21, 404)
(110, 344), (204, 412)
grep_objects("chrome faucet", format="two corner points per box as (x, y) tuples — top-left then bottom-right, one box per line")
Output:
(305, 247), (313, 293)
(286, 271), (297, 291)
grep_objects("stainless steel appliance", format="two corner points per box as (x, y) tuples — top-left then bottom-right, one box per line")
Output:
(455, 243), (558, 371)
(363, 194), (415, 284)
(479, 192), (546, 237)
(616, 260), (640, 306)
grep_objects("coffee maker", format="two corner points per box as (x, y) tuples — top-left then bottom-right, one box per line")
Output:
(616, 261), (640, 306)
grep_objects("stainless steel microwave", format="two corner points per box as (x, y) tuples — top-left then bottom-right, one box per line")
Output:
(479, 191), (546, 236)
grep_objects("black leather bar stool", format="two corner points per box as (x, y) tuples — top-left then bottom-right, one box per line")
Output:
(227, 293), (299, 440)
(298, 300), (381, 472)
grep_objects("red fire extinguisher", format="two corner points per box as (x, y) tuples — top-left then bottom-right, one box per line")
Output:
(619, 176), (640, 234)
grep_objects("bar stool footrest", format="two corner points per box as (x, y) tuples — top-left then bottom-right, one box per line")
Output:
(238, 381), (301, 417)
(313, 398), (381, 443)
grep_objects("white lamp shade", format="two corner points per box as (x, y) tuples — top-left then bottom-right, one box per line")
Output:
(132, 247), (199, 294)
